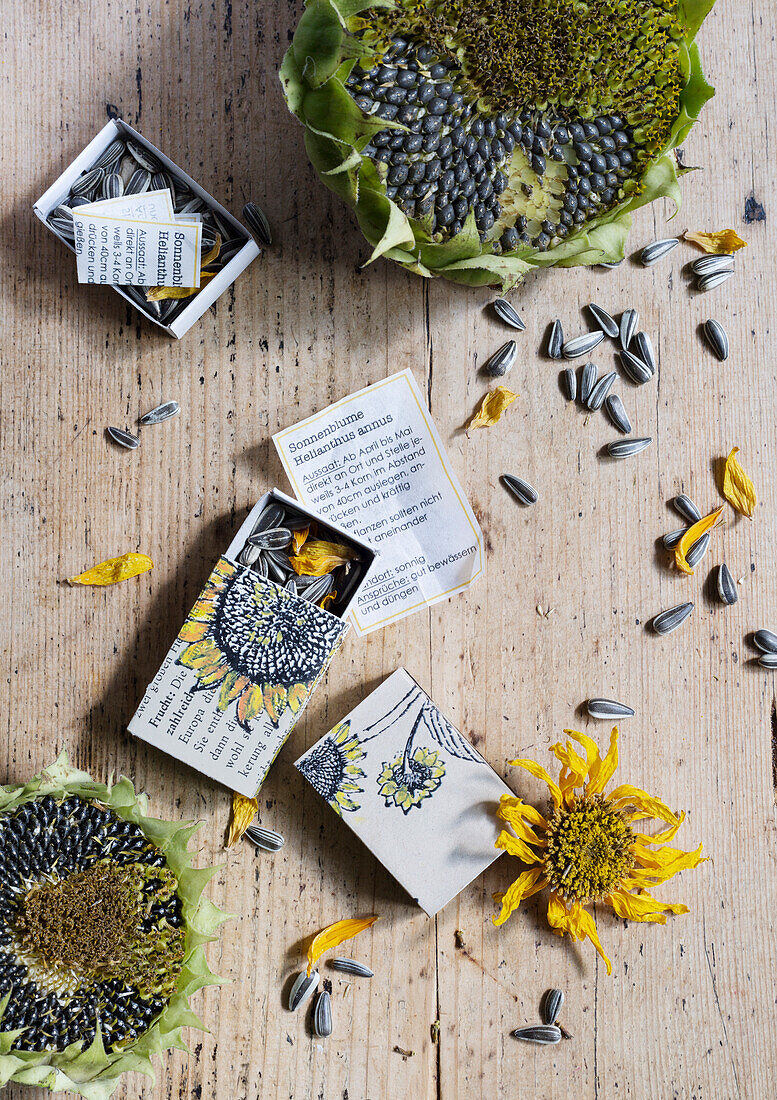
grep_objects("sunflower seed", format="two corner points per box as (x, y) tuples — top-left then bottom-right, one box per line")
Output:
(283, 512), (312, 532)
(697, 270), (734, 292)
(662, 528), (687, 550)
(93, 139), (125, 170)
(759, 653), (777, 669)
(703, 319), (729, 361)
(717, 563), (738, 605)
(607, 437), (652, 458)
(69, 195), (90, 209)
(101, 172), (124, 200)
(542, 989), (564, 1026)
(639, 238), (679, 266)
(126, 169), (151, 196)
(48, 206), (76, 238)
(483, 340), (517, 377)
(604, 393), (631, 434)
(653, 601), (694, 635)
(243, 201), (272, 247)
(250, 553), (269, 579)
(753, 629), (777, 654)
(151, 170), (176, 194)
(118, 154), (138, 185)
(619, 349), (652, 385)
(633, 332), (656, 374)
(331, 958), (374, 978)
(512, 1025), (562, 1045)
(691, 255), (734, 276)
(562, 331), (606, 359)
(299, 574), (335, 604)
(177, 196), (206, 216)
(587, 698), (634, 719)
(501, 474), (538, 506)
(248, 527), (292, 550)
(598, 260), (623, 269)
(587, 303), (618, 338)
(493, 298), (525, 331)
(548, 319), (564, 359)
(107, 426), (140, 450)
(334, 562), (363, 610)
(619, 309), (638, 350)
(139, 400), (180, 425)
(240, 544), (262, 566)
(586, 370), (616, 411)
(289, 970), (318, 1012)
(126, 139), (161, 173)
(265, 551), (292, 582)
(71, 168), (104, 197)
(251, 503), (285, 535)
(685, 532), (710, 569)
(580, 361), (597, 404)
(562, 368), (577, 401)
(670, 494), (699, 524)
(244, 825), (285, 852)
(313, 990), (333, 1038)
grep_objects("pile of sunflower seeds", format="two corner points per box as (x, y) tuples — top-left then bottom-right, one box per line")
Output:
(238, 500), (365, 617)
(512, 988), (569, 1045)
(288, 958), (372, 1038)
(690, 252), (736, 293)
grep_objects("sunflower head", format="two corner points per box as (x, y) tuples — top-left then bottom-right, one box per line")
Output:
(377, 746), (446, 813)
(296, 720), (367, 815)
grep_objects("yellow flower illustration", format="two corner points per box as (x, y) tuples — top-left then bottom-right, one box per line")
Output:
(378, 746), (446, 814)
(296, 721), (366, 815)
(493, 728), (706, 974)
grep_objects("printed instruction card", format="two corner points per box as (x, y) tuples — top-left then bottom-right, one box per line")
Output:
(273, 369), (484, 634)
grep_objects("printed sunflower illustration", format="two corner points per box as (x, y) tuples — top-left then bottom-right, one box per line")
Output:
(176, 559), (346, 729)
(296, 721), (367, 815)
(493, 727), (706, 974)
(377, 746), (446, 813)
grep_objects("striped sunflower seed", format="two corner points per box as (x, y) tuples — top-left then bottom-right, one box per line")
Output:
(493, 298), (525, 331)
(753, 629), (777, 654)
(512, 1026), (562, 1045)
(139, 400), (180, 425)
(69, 196), (90, 208)
(126, 139), (161, 173)
(265, 551), (293, 582)
(703, 319), (729, 361)
(107, 426), (140, 450)
(243, 201), (272, 247)
(151, 170), (176, 194)
(542, 989), (564, 1027)
(501, 474), (538, 506)
(299, 574), (335, 604)
(653, 601), (694, 635)
(685, 532), (710, 569)
(313, 991), (333, 1038)
(717, 563), (738, 605)
(483, 340), (517, 377)
(240, 544), (262, 567)
(619, 349), (652, 385)
(249, 527), (292, 550)
(245, 825), (285, 852)
(587, 699), (634, 719)
(607, 437), (652, 458)
(619, 309), (638, 350)
(177, 196), (206, 216)
(587, 303), (619, 338)
(331, 958), (374, 978)
(48, 206), (75, 238)
(93, 139), (125, 170)
(118, 154), (138, 185)
(102, 172), (124, 200)
(548, 319), (564, 360)
(691, 255), (734, 276)
(759, 653), (777, 669)
(562, 368), (577, 401)
(580, 361), (597, 404)
(662, 528), (687, 550)
(598, 260), (623, 269)
(125, 169), (151, 196)
(697, 270), (734, 292)
(289, 970), (318, 1012)
(250, 553), (269, 579)
(251, 502), (285, 535)
(562, 331), (605, 359)
(673, 494), (701, 524)
(633, 332), (656, 374)
(640, 238), (679, 266)
(71, 168), (104, 197)
(604, 393), (631, 434)
(586, 370), (616, 411)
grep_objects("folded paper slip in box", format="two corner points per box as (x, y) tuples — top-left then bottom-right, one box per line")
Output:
(33, 118), (260, 337)
(295, 668), (513, 915)
(128, 490), (377, 796)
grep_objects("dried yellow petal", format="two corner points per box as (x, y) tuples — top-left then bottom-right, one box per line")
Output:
(146, 271), (217, 302)
(320, 589), (337, 610)
(722, 447), (757, 518)
(307, 915), (378, 975)
(292, 525), (310, 553)
(225, 792), (258, 848)
(675, 507), (725, 575)
(683, 229), (747, 255)
(467, 386), (518, 429)
(289, 539), (356, 577)
(67, 552), (153, 586)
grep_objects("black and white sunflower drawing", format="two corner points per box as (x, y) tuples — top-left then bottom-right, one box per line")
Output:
(296, 721), (367, 815)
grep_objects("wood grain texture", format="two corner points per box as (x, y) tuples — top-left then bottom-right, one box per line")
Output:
(1, 2), (776, 1098)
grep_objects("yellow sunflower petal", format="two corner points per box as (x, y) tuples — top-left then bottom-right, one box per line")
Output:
(547, 894), (612, 975)
(68, 552), (153, 586)
(491, 867), (547, 927)
(178, 639), (220, 668)
(466, 386), (518, 429)
(263, 684), (288, 725)
(605, 888), (689, 923)
(608, 784), (681, 827)
(587, 726), (619, 795)
(292, 526), (310, 553)
(683, 228), (747, 254)
(675, 506), (725, 575)
(225, 792), (258, 848)
(550, 740), (589, 793)
(633, 842), (706, 876)
(237, 685), (265, 724)
(496, 810), (546, 848)
(289, 539), (356, 577)
(509, 758), (563, 809)
(563, 729), (601, 790)
(287, 683), (309, 714)
(178, 620), (209, 643)
(218, 672), (249, 710)
(497, 794), (548, 831)
(495, 828), (542, 866)
(633, 812), (686, 846)
(145, 271), (217, 301)
(722, 447), (757, 519)
(307, 915), (378, 976)
(195, 662), (231, 687)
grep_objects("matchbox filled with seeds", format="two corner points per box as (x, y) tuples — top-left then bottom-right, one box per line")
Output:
(128, 490), (377, 797)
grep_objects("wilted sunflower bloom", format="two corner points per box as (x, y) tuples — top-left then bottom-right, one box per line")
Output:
(493, 728), (705, 974)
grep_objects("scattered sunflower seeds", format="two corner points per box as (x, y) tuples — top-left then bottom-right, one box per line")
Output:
(753, 629), (777, 654)
(672, 494), (701, 524)
(139, 400), (180, 426)
(662, 528), (687, 550)
(604, 393), (631, 434)
(107, 426), (140, 450)
(313, 990), (333, 1038)
(562, 368), (577, 401)
(243, 201), (272, 247)
(289, 970), (318, 1012)
(759, 653), (777, 669)
(633, 332), (656, 374)
(245, 825), (285, 852)
(716, 563), (737, 605)
(587, 303), (618, 338)
(493, 298), (525, 331)
(542, 989), (564, 1027)
(691, 254), (734, 276)
(606, 437), (652, 458)
(697, 270), (734, 292)
(640, 238), (679, 266)
(512, 1026), (562, 1045)
(483, 339), (517, 377)
(685, 531), (710, 569)
(703, 319), (729, 361)
(580, 361), (597, 404)
(501, 474), (538, 506)
(619, 308), (638, 350)
(562, 331), (606, 359)
(587, 699), (634, 719)
(619, 349), (652, 385)
(653, 601), (694, 635)
(331, 958), (374, 978)
(586, 370), (616, 412)
(548, 319), (564, 359)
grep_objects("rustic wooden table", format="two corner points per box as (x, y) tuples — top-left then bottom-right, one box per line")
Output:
(2, 2), (776, 1098)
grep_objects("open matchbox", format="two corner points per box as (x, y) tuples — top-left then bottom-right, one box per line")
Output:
(33, 118), (260, 338)
(128, 489), (378, 796)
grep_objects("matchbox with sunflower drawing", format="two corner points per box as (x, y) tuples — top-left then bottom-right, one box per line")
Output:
(129, 491), (377, 797)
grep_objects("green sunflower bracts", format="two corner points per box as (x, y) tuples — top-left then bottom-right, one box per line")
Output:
(0, 754), (229, 1100)
(281, 0), (716, 289)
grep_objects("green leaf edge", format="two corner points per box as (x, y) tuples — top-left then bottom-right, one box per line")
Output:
(0, 753), (231, 1100)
